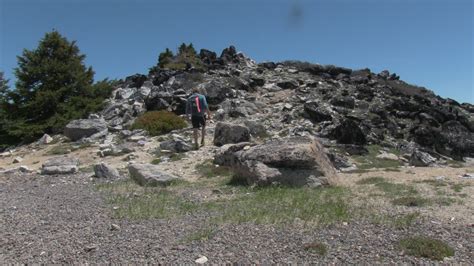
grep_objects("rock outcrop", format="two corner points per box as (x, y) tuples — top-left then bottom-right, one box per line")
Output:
(215, 136), (337, 187)
(94, 163), (120, 179)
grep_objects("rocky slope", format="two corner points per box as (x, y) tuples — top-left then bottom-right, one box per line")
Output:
(100, 45), (473, 166)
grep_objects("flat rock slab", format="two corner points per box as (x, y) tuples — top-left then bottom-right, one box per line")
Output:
(128, 163), (181, 186)
(64, 118), (108, 141)
(94, 163), (120, 179)
(41, 157), (80, 175)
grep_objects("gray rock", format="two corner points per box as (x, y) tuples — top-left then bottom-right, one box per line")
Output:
(159, 140), (192, 153)
(38, 134), (53, 144)
(128, 164), (180, 186)
(409, 150), (437, 167)
(41, 156), (80, 175)
(94, 163), (120, 179)
(214, 142), (253, 166)
(213, 122), (251, 146)
(12, 157), (23, 164)
(243, 120), (268, 138)
(64, 119), (108, 141)
(220, 136), (337, 187)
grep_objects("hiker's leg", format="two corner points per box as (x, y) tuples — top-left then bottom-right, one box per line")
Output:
(193, 128), (199, 148)
(201, 124), (205, 146)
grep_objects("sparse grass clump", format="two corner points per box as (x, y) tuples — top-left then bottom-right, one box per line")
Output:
(47, 142), (92, 155)
(195, 160), (234, 178)
(131, 111), (187, 136)
(303, 242), (328, 256)
(184, 225), (218, 242)
(356, 176), (385, 185)
(398, 236), (454, 261)
(392, 212), (420, 229)
(392, 196), (429, 207)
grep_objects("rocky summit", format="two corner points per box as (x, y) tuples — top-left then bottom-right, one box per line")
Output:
(100, 45), (473, 165)
(1, 45), (474, 265)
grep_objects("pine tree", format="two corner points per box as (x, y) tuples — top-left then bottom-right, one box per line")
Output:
(4, 31), (113, 142)
(158, 48), (174, 68)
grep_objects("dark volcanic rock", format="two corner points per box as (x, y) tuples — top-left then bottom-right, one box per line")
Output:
(330, 119), (367, 145)
(304, 102), (333, 122)
(213, 122), (251, 146)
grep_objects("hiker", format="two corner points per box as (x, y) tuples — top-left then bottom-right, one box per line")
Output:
(186, 88), (212, 149)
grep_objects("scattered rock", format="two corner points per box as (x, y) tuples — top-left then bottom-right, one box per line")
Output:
(159, 139), (192, 153)
(409, 150), (437, 167)
(38, 134), (54, 144)
(12, 157), (23, 164)
(213, 122), (251, 147)
(41, 157), (80, 175)
(128, 164), (181, 186)
(195, 255), (208, 264)
(64, 118), (108, 141)
(94, 163), (120, 179)
(376, 152), (399, 161)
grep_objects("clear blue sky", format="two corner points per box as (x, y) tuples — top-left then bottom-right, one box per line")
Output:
(1, 0), (473, 103)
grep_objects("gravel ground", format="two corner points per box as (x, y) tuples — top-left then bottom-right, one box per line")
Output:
(1, 172), (473, 264)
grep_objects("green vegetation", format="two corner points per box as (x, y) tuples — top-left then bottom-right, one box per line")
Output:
(356, 176), (385, 185)
(46, 142), (92, 155)
(398, 236), (454, 261)
(352, 145), (402, 170)
(151, 158), (161, 165)
(0, 31), (114, 146)
(303, 242), (328, 256)
(392, 196), (429, 207)
(184, 224), (219, 242)
(96, 180), (197, 219)
(392, 212), (420, 229)
(131, 111), (187, 136)
(195, 160), (234, 178)
(150, 43), (206, 72)
(97, 179), (351, 226)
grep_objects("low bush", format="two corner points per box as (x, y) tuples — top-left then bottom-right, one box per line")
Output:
(131, 111), (187, 136)
(398, 236), (454, 260)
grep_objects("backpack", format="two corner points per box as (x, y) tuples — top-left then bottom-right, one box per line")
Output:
(188, 94), (203, 115)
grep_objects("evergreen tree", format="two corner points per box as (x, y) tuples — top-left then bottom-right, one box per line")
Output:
(4, 31), (113, 142)
(158, 48), (174, 68)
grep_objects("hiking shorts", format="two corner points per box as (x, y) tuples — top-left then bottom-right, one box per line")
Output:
(191, 115), (206, 129)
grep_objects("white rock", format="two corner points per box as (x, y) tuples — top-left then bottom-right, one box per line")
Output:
(195, 256), (208, 264)
(13, 157), (23, 164)
(376, 152), (399, 161)
(38, 134), (54, 144)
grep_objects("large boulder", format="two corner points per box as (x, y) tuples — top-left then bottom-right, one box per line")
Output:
(41, 156), (79, 175)
(128, 164), (181, 186)
(94, 163), (120, 179)
(409, 150), (437, 167)
(159, 139), (192, 153)
(217, 136), (337, 187)
(213, 122), (251, 146)
(64, 118), (108, 141)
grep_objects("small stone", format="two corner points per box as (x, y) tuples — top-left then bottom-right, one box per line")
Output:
(84, 244), (98, 252)
(195, 255), (208, 264)
(110, 224), (120, 231)
(19, 166), (31, 173)
(38, 134), (53, 144)
(13, 157), (23, 164)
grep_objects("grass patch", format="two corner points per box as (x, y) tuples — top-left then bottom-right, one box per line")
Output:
(451, 183), (468, 192)
(398, 236), (454, 261)
(47, 144), (72, 155)
(79, 165), (94, 173)
(416, 179), (447, 187)
(392, 212), (419, 229)
(303, 242), (328, 256)
(170, 153), (185, 162)
(446, 159), (464, 168)
(356, 176), (385, 185)
(208, 186), (351, 225)
(435, 197), (457, 206)
(195, 160), (234, 178)
(96, 180), (197, 219)
(151, 158), (161, 165)
(392, 196), (429, 207)
(374, 182), (418, 198)
(183, 225), (218, 242)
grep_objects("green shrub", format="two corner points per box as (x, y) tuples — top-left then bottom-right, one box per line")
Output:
(131, 111), (187, 136)
(398, 236), (454, 260)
